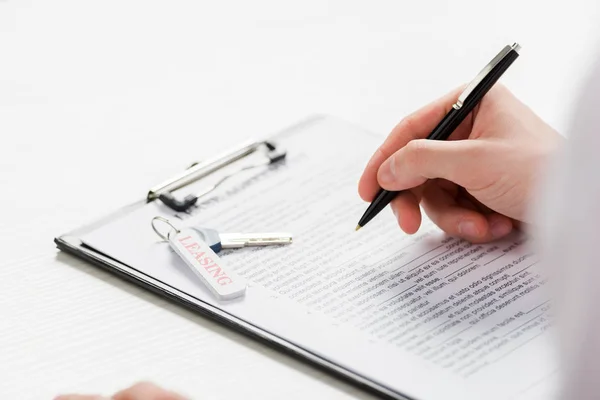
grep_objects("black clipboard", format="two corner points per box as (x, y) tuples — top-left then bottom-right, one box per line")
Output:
(54, 114), (411, 400)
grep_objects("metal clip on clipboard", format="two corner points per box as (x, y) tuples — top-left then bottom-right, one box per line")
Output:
(147, 140), (286, 212)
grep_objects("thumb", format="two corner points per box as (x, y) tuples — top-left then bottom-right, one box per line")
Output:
(377, 139), (487, 191)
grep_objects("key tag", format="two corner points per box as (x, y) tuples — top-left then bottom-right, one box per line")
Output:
(151, 216), (247, 301)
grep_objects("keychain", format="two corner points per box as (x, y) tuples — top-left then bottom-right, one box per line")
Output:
(151, 216), (247, 301)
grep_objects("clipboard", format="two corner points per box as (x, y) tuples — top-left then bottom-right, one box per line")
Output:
(53, 113), (556, 400)
(54, 114), (407, 400)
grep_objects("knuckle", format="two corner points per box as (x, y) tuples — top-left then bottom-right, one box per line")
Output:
(462, 141), (482, 158)
(404, 140), (428, 170)
(398, 114), (418, 138)
(374, 146), (391, 164)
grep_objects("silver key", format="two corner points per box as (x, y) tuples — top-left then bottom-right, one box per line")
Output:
(219, 232), (293, 249)
(193, 227), (292, 253)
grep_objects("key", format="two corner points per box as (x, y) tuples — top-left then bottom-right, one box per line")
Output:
(193, 227), (293, 253)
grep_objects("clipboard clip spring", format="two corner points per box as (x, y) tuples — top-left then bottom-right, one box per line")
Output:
(148, 140), (286, 212)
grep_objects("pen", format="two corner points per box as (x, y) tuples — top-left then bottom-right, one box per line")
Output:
(356, 42), (521, 230)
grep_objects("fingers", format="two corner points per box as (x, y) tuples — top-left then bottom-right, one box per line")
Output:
(112, 382), (188, 400)
(421, 182), (513, 243)
(358, 85), (467, 201)
(377, 139), (489, 192)
(55, 383), (187, 400)
(389, 190), (422, 234)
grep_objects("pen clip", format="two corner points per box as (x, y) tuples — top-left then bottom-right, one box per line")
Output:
(453, 43), (521, 109)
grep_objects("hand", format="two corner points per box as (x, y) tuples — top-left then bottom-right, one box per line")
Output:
(54, 381), (188, 400)
(358, 84), (563, 243)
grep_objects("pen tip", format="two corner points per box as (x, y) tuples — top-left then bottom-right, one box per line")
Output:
(355, 225), (362, 231)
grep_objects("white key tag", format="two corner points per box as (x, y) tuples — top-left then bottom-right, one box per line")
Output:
(151, 217), (247, 301)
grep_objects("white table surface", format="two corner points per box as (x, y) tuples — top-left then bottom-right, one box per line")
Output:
(1, 1), (599, 399)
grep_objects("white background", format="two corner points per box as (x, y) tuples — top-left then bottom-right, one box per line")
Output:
(1, 1), (599, 399)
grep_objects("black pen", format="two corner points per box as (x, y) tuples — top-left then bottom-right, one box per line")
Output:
(356, 42), (521, 230)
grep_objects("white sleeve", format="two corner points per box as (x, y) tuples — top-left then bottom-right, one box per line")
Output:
(534, 50), (600, 399)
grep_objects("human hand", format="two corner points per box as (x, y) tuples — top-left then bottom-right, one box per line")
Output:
(54, 381), (188, 400)
(358, 85), (563, 243)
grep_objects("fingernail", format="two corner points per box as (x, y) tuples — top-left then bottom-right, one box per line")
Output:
(378, 159), (396, 185)
(491, 220), (511, 238)
(458, 221), (479, 238)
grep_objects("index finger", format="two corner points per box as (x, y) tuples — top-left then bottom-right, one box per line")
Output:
(358, 85), (465, 201)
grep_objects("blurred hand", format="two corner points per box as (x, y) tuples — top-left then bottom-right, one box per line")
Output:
(358, 84), (563, 243)
(54, 381), (188, 400)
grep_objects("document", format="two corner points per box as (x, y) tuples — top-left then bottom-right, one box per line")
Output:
(81, 117), (558, 400)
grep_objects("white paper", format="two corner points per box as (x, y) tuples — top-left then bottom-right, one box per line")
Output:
(81, 117), (558, 400)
